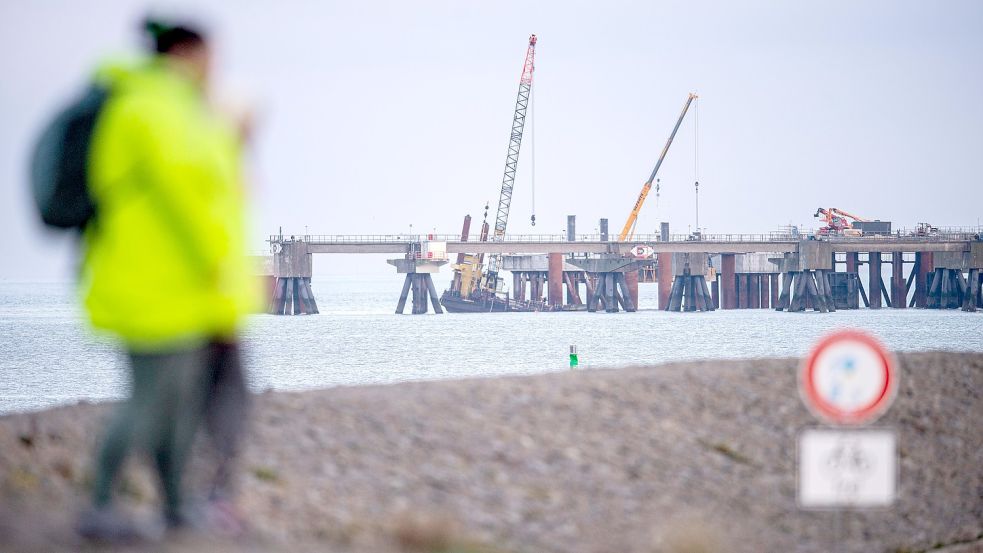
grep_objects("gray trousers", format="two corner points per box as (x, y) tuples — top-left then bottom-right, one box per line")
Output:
(92, 346), (208, 520)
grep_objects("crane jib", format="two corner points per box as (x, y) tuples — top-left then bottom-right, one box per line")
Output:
(619, 93), (698, 241)
(646, 94), (696, 185)
(485, 35), (537, 280)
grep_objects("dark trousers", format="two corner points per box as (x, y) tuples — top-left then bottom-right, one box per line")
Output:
(203, 340), (249, 499)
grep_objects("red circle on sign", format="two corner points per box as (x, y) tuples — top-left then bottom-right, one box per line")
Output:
(800, 330), (896, 425)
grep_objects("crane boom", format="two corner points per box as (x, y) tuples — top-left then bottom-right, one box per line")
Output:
(485, 34), (537, 281)
(618, 93), (698, 242)
(829, 208), (868, 223)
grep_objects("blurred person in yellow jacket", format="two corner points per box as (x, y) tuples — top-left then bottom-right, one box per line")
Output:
(75, 17), (257, 541)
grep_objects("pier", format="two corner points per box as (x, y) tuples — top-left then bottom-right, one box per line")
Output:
(265, 228), (983, 314)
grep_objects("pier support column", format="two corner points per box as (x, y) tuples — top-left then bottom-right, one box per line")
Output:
(964, 269), (980, 312)
(721, 254), (736, 309)
(605, 273), (618, 313)
(529, 273), (541, 303)
(845, 252), (858, 273)
(925, 265), (970, 310)
(737, 274), (748, 309)
(775, 272), (792, 311)
(270, 276), (320, 315)
(748, 274), (760, 309)
(615, 272), (637, 312)
(664, 269), (714, 312)
(892, 252), (906, 309)
(548, 253), (564, 308)
(585, 270), (635, 313)
(657, 252), (673, 310)
(778, 270), (835, 313)
(395, 273), (443, 314)
(760, 274), (770, 308)
(270, 240), (318, 315)
(868, 252), (882, 309)
(915, 252), (933, 308)
(565, 272), (584, 306)
(388, 256), (447, 314)
(758, 274), (767, 308)
(927, 268), (941, 308)
(770, 274), (779, 308)
(624, 268), (639, 310)
(711, 277), (720, 309)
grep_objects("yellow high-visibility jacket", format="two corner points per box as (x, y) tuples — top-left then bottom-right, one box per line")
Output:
(81, 58), (257, 350)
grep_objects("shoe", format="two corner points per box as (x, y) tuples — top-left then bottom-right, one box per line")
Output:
(76, 506), (163, 544)
(207, 499), (247, 538)
(165, 499), (246, 538)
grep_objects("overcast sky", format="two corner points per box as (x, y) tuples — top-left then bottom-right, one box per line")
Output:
(2, 0), (981, 280)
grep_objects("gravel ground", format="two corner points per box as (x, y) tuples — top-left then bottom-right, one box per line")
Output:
(1, 352), (981, 553)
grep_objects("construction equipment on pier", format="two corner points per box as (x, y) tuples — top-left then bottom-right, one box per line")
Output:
(619, 93), (698, 241)
(915, 222), (939, 237)
(441, 34), (554, 313)
(814, 207), (867, 237)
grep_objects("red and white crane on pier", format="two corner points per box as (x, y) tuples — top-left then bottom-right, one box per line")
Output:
(483, 34), (538, 291)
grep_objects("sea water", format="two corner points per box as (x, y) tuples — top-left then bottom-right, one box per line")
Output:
(2, 276), (981, 414)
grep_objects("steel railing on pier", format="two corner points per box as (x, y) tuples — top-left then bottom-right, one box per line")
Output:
(269, 227), (981, 245)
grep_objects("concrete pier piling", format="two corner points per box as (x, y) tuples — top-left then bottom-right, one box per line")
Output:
(269, 239), (319, 315)
(773, 242), (836, 313)
(548, 253), (564, 308)
(664, 268), (714, 312)
(924, 267), (978, 310)
(664, 253), (714, 312)
(586, 272), (636, 313)
(720, 253), (736, 309)
(270, 276), (320, 315)
(776, 270), (835, 313)
(892, 252), (907, 309)
(845, 252), (859, 273)
(965, 269), (980, 312)
(502, 255), (590, 311)
(394, 273), (443, 314)
(922, 244), (983, 310)
(657, 252), (673, 309)
(770, 274), (780, 308)
(828, 272), (860, 309)
(915, 252), (933, 307)
(565, 254), (638, 313)
(389, 253), (447, 315)
(868, 252), (883, 309)
(749, 274), (760, 309)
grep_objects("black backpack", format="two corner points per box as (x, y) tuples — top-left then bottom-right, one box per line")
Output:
(30, 84), (110, 230)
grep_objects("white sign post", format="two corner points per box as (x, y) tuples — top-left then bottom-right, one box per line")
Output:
(798, 428), (897, 508)
(797, 330), (899, 512)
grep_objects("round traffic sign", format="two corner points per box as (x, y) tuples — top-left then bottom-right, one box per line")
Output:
(800, 330), (897, 425)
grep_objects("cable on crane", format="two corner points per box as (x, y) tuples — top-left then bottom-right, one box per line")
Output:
(530, 82), (536, 226)
(694, 95), (700, 232)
